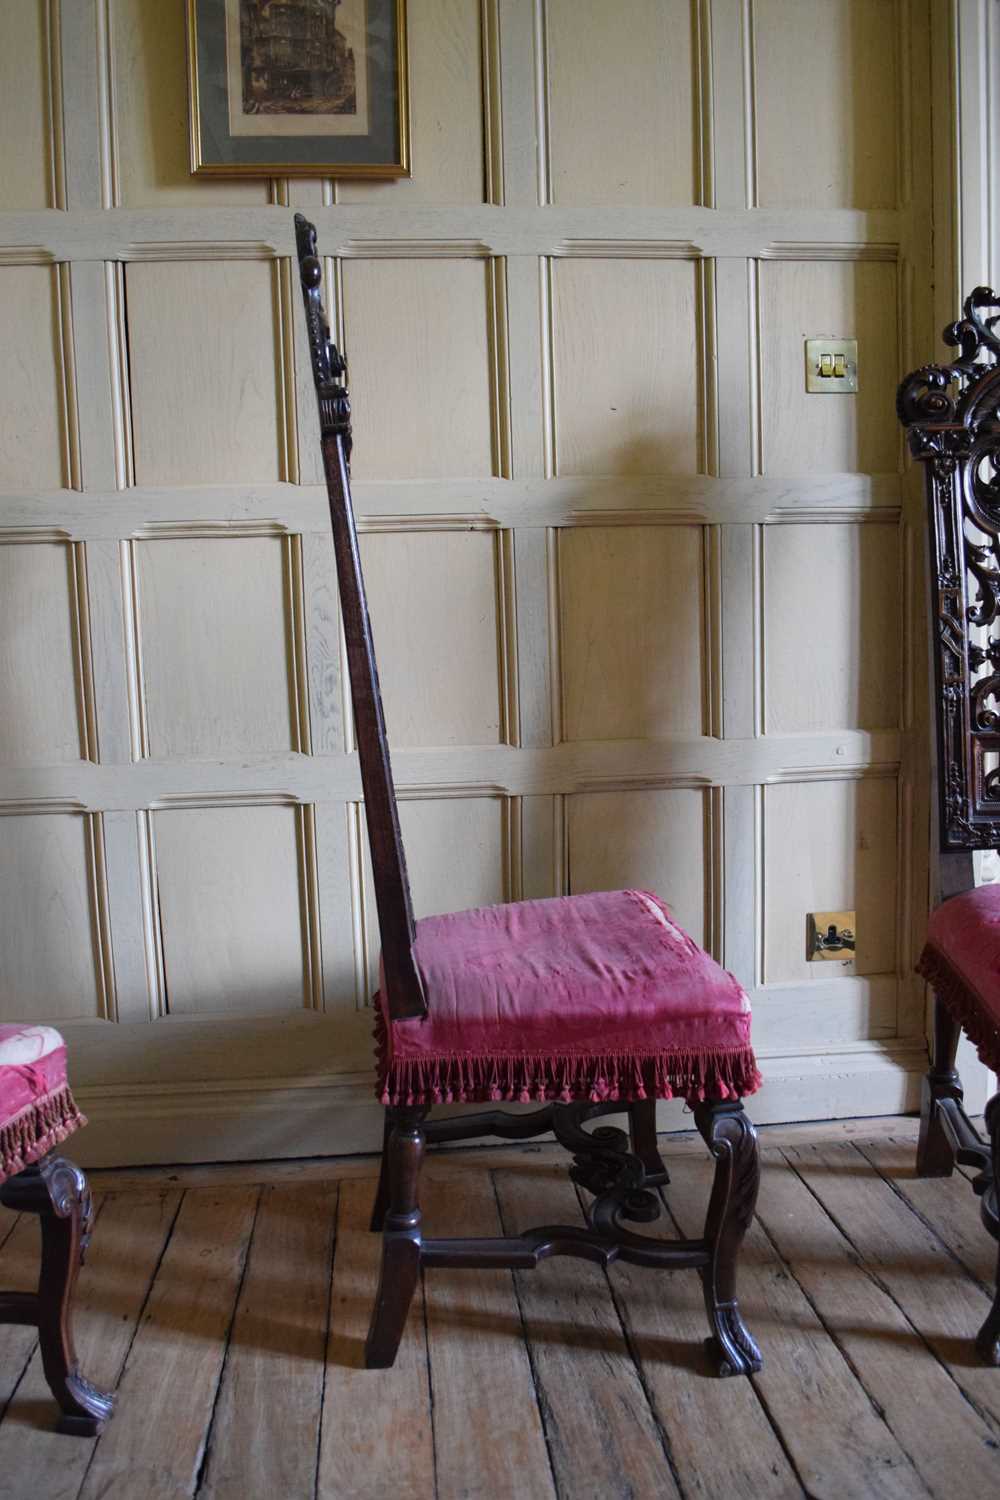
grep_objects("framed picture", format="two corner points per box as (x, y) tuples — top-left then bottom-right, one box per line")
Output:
(187, 0), (409, 178)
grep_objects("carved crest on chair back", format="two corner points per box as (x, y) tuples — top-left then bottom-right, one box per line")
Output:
(294, 214), (425, 1019)
(898, 286), (1000, 850)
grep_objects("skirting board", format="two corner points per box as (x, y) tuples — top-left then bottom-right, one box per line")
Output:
(71, 1040), (929, 1168)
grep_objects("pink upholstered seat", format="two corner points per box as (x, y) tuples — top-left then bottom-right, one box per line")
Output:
(0, 1024), (85, 1184)
(919, 884), (1000, 1074)
(376, 888), (761, 1108)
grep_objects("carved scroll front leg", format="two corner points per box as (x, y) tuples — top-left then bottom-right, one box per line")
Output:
(917, 995), (964, 1178)
(694, 1100), (763, 1378)
(365, 1107), (427, 1369)
(0, 1155), (115, 1435)
(975, 1094), (1000, 1366)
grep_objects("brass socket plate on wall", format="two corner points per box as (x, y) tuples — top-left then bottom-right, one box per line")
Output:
(805, 338), (859, 393)
(807, 910), (856, 962)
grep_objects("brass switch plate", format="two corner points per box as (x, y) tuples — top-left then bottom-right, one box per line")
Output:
(807, 910), (856, 962)
(805, 338), (858, 393)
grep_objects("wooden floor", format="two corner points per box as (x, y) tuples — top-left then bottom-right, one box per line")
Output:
(0, 1115), (999, 1499)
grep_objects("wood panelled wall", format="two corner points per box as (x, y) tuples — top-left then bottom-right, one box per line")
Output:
(0, 0), (941, 1163)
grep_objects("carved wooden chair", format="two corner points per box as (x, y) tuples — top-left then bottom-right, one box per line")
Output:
(0, 1024), (113, 1430)
(898, 285), (1000, 1365)
(295, 213), (764, 1377)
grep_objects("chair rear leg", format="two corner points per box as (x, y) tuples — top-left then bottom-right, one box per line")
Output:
(365, 1107), (427, 1370)
(917, 995), (963, 1178)
(627, 1099), (669, 1185)
(694, 1100), (762, 1377)
(975, 1095), (1000, 1366)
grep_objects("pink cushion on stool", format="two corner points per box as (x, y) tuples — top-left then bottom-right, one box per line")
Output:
(0, 1024), (86, 1184)
(376, 888), (761, 1107)
(919, 883), (1000, 1074)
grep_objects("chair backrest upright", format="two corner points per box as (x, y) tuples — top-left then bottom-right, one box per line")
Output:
(295, 214), (426, 1020)
(898, 285), (1000, 862)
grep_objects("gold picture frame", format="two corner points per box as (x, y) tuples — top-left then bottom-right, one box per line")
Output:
(187, 0), (410, 178)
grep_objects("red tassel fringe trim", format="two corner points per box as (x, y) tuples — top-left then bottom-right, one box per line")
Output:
(917, 943), (1000, 1077)
(374, 1010), (761, 1108)
(0, 1085), (85, 1184)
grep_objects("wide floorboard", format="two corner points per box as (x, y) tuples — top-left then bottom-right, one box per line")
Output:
(1, 1115), (999, 1500)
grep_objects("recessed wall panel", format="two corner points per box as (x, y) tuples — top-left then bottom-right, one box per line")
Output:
(0, 266), (66, 492)
(0, 814), (103, 1021)
(0, 544), (84, 766)
(339, 0), (484, 204)
(126, 260), (281, 485)
(0, 0), (53, 209)
(153, 805), (309, 1016)
(111, 0), (269, 206)
(545, 0), (695, 205)
(135, 537), (297, 758)
(551, 259), (701, 476)
(568, 788), (708, 948)
(343, 259), (495, 480)
(763, 522), (901, 732)
(360, 529), (502, 747)
(763, 777), (897, 984)
(559, 526), (705, 741)
(759, 259), (899, 475)
(754, 0), (898, 210)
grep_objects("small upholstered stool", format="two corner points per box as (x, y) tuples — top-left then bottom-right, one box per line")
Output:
(0, 1024), (113, 1433)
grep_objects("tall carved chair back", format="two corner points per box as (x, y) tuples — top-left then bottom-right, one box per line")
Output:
(296, 213), (765, 1380)
(294, 216), (424, 1022)
(898, 286), (1000, 1364)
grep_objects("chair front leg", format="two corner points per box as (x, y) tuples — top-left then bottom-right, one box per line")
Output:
(694, 1099), (763, 1377)
(917, 994), (964, 1177)
(975, 1092), (1000, 1366)
(365, 1106), (427, 1370)
(0, 1155), (115, 1435)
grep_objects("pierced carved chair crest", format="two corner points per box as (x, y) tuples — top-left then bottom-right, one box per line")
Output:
(899, 286), (1000, 848)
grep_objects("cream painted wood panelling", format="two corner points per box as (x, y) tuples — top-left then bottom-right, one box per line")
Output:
(0, 0), (942, 1160)
(0, 265), (68, 492)
(134, 537), (301, 759)
(567, 788), (709, 950)
(763, 521), (901, 732)
(360, 528), (503, 747)
(759, 258), (901, 475)
(0, 543), (86, 766)
(0, 813), (105, 1022)
(763, 776), (898, 985)
(0, 0), (54, 210)
(551, 258), (702, 475)
(754, 0), (899, 209)
(361, 795), (508, 997)
(151, 804), (313, 1016)
(110, 0), (269, 205)
(126, 259), (284, 485)
(558, 525), (706, 741)
(343, 258), (497, 480)
(545, 0), (696, 205)
(339, 0), (485, 205)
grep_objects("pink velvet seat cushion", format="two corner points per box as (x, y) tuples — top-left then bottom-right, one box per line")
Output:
(376, 888), (761, 1107)
(0, 1024), (85, 1184)
(919, 883), (1000, 1074)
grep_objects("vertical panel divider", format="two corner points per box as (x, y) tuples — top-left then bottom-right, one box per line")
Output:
(498, 0), (553, 895)
(710, 0), (758, 992)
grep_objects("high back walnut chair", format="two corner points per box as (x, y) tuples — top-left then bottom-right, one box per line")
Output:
(898, 286), (1000, 1365)
(295, 214), (764, 1377)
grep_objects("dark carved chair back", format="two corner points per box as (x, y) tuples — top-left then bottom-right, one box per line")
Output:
(294, 214), (425, 1020)
(898, 286), (1000, 855)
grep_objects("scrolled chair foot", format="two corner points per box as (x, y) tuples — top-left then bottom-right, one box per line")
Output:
(704, 1304), (763, 1377)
